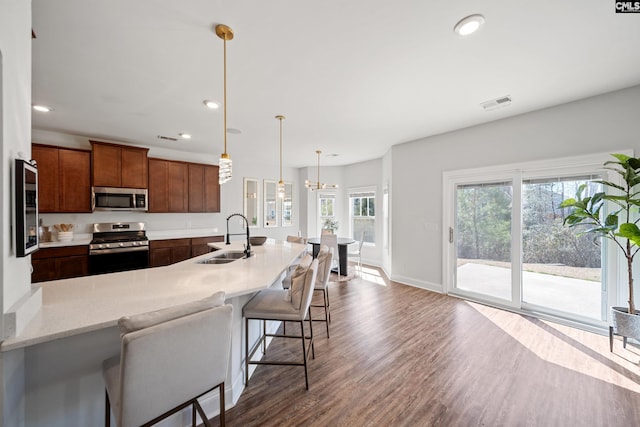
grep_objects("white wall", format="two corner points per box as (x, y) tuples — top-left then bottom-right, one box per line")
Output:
(1, 0), (32, 425)
(390, 85), (640, 292)
(31, 129), (302, 241)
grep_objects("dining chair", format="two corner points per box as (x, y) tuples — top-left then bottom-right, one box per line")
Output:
(348, 231), (365, 275)
(103, 292), (233, 427)
(320, 232), (340, 277)
(243, 257), (318, 389)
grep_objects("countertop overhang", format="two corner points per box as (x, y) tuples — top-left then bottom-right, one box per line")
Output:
(1, 239), (306, 351)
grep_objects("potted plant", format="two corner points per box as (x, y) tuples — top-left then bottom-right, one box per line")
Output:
(560, 153), (640, 351)
(322, 218), (339, 234)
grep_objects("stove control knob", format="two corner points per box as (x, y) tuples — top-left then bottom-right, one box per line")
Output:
(98, 244), (104, 249)
(132, 241), (139, 246)
(119, 243), (125, 247)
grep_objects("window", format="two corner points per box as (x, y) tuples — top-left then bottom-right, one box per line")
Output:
(350, 190), (375, 244)
(319, 193), (335, 218)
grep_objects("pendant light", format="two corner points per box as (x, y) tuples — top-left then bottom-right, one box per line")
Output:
(276, 115), (286, 198)
(305, 150), (338, 191)
(216, 24), (234, 184)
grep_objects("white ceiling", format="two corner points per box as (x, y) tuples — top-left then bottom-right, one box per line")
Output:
(31, 1), (640, 168)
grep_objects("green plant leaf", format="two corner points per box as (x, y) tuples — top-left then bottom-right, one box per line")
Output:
(628, 157), (640, 170)
(618, 223), (640, 246)
(559, 198), (577, 208)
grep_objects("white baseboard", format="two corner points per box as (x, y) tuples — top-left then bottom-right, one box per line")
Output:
(390, 274), (443, 293)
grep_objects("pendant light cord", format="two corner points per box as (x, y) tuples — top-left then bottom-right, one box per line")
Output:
(279, 117), (283, 182)
(223, 36), (228, 156)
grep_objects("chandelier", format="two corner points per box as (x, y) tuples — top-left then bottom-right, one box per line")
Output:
(305, 150), (338, 191)
(216, 24), (233, 184)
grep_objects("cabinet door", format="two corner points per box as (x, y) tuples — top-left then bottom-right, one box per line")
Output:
(191, 236), (223, 257)
(148, 158), (168, 212)
(121, 147), (148, 188)
(204, 165), (220, 212)
(171, 245), (192, 263)
(59, 149), (92, 212)
(31, 258), (56, 283)
(32, 145), (60, 212)
(188, 164), (205, 212)
(149, 247), (172, 267)
(92, 143), (122, 187)
(57, 255), (88, 280)
(168, 161), (188, 213)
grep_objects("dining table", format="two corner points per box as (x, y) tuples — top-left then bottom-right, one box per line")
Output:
(306, 237), (355, 276)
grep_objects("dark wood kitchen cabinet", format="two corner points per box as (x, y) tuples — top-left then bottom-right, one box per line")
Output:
(32, 144), (91, 213)
(149, 238), (192, 267)
(188, 164), (220, 212)
(31, 246), (89, 283)
(150, 158), (219, 213)
(148, 158), (189, 213)
(190, 235), (224, 257)
(90, 140), (149, 188)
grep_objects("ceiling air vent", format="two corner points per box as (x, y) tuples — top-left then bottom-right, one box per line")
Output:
(157, 135), (178, 142)
(480, 95), (512, 111)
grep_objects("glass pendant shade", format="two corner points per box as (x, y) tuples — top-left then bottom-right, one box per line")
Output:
(219, 155), (232, 184)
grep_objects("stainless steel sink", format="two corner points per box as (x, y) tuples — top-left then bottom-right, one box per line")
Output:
(195, 250), (247, 264)
(196, 258), (236, 265)
(212, 251), (247, 260)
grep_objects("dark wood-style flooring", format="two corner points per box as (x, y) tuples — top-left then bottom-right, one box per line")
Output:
(212, 265), (640, 426)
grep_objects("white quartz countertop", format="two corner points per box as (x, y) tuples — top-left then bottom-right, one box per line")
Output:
(1, 239), (305, 351)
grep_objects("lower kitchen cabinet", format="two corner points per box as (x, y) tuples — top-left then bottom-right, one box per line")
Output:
(149, 238), (192, 267)
(32, 246), (89, 283)
(149, 236), (224, 267)
(191, 236), (224, 257)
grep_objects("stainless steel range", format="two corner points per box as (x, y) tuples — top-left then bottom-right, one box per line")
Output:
(89, 222), (149, 275)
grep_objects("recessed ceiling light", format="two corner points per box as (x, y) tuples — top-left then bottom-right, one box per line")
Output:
(33, 104), (52, 112)
(203, 100), (220, 109)
(454, 14), (485, 36)
(179, 133), (192, 139)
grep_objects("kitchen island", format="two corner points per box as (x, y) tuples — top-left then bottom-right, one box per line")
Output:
(1, 239), (306, 427)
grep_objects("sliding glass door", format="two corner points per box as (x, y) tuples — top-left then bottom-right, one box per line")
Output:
(445, 158), (613, 326)
(521, 177), (604, 321)
(455, 181), (514, 302)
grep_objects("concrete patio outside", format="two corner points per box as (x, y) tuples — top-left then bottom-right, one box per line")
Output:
(457, 262), (601, 319)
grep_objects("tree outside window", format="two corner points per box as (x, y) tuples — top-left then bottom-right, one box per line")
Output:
(350, 191), (375, 244)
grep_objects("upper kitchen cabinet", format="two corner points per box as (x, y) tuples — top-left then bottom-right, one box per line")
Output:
(90, 140), (149, 188)
(150, 158), (220, 213)
(188, 163), (220, 213)
(148, 158), (188, 212)
(32, 144), (91, 213)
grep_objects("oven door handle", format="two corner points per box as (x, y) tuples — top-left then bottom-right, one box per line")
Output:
(89, 246), (150, 256)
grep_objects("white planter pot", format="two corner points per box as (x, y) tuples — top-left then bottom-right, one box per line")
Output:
(609, 306), (640, 351)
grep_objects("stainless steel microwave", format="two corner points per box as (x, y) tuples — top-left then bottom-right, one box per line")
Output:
(92, 187), (148, 211)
